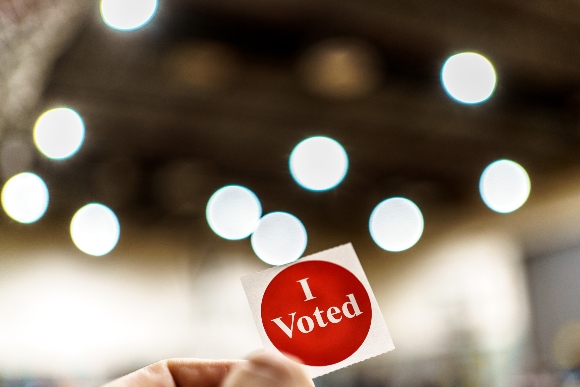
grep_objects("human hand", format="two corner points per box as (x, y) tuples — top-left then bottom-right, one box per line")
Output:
(223, 351), (314, 387)
(102, 350), (314, 387)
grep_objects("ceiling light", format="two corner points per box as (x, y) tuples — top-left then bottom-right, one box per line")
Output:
(480, 159), (530, 213)
(33, 107), (85, 160)
(206, 185), (262, 240)
(70, 203), (120, 256)
(289, 136), (348, 191)
(441, 52), (497, 104)
(251, 212), (307, 265)
(100, 0), (158, 31)
(1, 172), (49, 224)
(369, 197), (424, 252)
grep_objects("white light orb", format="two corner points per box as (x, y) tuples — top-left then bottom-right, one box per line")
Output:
(479, 159), (530, 213)
(33, 107), (85, 160)
(289, 136), (348, 191)
(70, 203), (120, 256)
(1, 172), (49, 224)
(369, 197), (424, 252)
(206, 185), (262, 240)
(100, 0), (158, 31)
(251, 212), (307, 265)
(441, 52), (497, 104)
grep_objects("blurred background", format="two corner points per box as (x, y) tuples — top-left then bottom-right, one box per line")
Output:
(1, 0), (580, 386)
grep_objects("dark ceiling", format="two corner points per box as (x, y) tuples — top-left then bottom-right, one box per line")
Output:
(31, 0), (580, 233)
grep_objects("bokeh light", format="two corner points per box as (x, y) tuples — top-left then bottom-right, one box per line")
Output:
(70, 203), (120, 256)
(298, 38), (382, 99)
(369, 197), (424, 252)
(251, 212), (307, 265)
(206, 185), (262, 240)
(164, 41), (241, 91)
(33, 107), (85, 160)
(289, 136), (348, 191)
(1, 172), (49, 224)
(100, 0), (158, 31)
(480, 159), (531, 213)
(441, 52), (497, 104)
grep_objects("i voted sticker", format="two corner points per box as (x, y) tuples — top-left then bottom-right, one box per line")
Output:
(262, 261), (372, 366)
(241, 243), (394, 378)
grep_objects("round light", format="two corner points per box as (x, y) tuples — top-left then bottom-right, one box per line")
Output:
(1, 172), (49, 224)
(100, 0), (158, 31)
(289, 136), (348, 191)
(441, 52), (497, 104)
(298, 38), (382, 99)
(70, 203), (120, 256)
(206, 185), (262, 240)
(479, 159), (530, 213)
(251, 212), (307, 265)
(369, 197), (424, 252)
(33, 107), (85, 160)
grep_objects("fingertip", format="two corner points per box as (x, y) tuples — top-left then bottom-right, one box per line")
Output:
(165, 358), (241, 386)
(246, 349), (305, 367)
(223, 350), (314, 387)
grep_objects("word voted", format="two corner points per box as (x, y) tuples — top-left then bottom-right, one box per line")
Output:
(271, 278), (363, 338)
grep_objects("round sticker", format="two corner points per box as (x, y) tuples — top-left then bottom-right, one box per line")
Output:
(261, 260), (372, 366)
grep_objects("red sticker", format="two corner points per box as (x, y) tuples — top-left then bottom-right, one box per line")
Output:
(261, 260), (372, 366)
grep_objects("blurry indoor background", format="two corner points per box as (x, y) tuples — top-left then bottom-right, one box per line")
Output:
(1, 0), (580, 386)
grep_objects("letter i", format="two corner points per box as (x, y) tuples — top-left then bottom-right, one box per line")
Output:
(297, 278), (316, 301)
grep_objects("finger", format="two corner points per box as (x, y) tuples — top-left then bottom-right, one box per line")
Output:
(102, 358), (241, 387)
(101, 360), (175, 387)
(167, 358), (241, 387)
(222, 351), (314, 387)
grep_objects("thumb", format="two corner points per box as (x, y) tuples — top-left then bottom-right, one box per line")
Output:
(222, 350), (314, 387)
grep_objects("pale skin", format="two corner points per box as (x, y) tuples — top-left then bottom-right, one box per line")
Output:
(102, 351), (315, 387)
